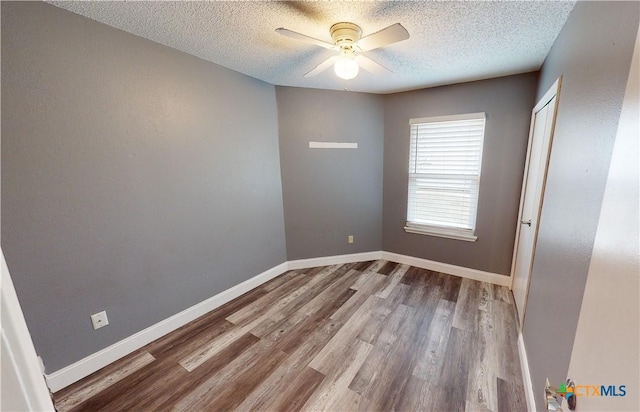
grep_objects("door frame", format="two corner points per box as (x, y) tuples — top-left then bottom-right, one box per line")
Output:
(1, 249), (55, 410)
(509, 77), (562, 329)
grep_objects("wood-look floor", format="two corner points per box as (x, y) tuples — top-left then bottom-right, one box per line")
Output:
(53, 261), (526, 412)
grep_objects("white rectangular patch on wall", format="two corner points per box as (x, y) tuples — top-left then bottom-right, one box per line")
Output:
(309, 141), (358, 149)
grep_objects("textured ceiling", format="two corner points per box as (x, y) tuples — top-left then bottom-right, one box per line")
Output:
(49, 1), (576, 94)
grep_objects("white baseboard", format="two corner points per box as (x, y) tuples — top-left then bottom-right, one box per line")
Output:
(45, 262), (288, 393)
(518, 333), (536, 412)
(287, 251), (382, 271)
(46, 250), (511, 392)
(381, 251), (511, 287)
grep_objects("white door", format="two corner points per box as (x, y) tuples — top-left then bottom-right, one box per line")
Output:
(511, 78), (561, 328)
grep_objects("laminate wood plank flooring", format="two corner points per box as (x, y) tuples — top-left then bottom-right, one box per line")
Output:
(53, 261), (526, 412)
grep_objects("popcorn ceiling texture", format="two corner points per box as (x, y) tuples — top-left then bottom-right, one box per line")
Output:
(49, 1), (575, 94)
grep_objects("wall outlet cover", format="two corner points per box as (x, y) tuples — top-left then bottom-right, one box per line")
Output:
(90, 311), (109, 330)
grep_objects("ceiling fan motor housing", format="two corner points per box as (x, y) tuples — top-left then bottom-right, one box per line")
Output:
(330, 22), (362, 48)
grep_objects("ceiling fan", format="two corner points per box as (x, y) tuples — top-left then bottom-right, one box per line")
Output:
(276, 22), (409, 80)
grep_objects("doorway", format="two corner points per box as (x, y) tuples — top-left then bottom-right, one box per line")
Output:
(511, 78), (561, 328)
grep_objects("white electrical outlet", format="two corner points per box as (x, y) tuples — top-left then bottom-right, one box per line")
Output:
(90, 310), (109, 330)
(348, 235), (354, 244)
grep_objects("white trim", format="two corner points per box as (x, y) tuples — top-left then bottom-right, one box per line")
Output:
(45, 262), (288, 392)
(381, 251), (510, 287)
(287, 251), (382, 270)
(404, 225), (477, 242)
(45, 250), (511, 392)
(308, 141), (358, 149)
(534, 78), (561, 113)
(518, 333), (536, 412)
(1, 250), (56, 411)
(288, 251), (509, 286)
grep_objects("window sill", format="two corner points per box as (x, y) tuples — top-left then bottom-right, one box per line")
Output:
(404, 225), (477, 242)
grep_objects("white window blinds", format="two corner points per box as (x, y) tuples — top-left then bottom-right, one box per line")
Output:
(406, 113), (486, 241)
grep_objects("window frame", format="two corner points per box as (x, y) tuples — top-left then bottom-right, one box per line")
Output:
(404, 112), (487, 242)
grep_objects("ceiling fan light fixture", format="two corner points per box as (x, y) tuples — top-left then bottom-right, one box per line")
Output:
(277, 21), (409, 80)
(334, 50), (359, 80)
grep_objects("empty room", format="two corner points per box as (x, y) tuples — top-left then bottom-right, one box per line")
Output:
(1, 1), (638, 411)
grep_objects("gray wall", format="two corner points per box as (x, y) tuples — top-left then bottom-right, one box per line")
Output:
(1, 2), (286, 372)
(276, 87), (384, 259)
(382, 73), (539, 275)
(522, 2), (639, 409)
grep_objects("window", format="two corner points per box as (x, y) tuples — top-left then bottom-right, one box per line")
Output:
(405, 112), (486, 242)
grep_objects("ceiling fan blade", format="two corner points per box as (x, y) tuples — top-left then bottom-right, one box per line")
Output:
(356, 23), (409, 52)
(304, 55), (339, 77)
(355, 55), (392, 75)
(275, 28), (335, 50)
